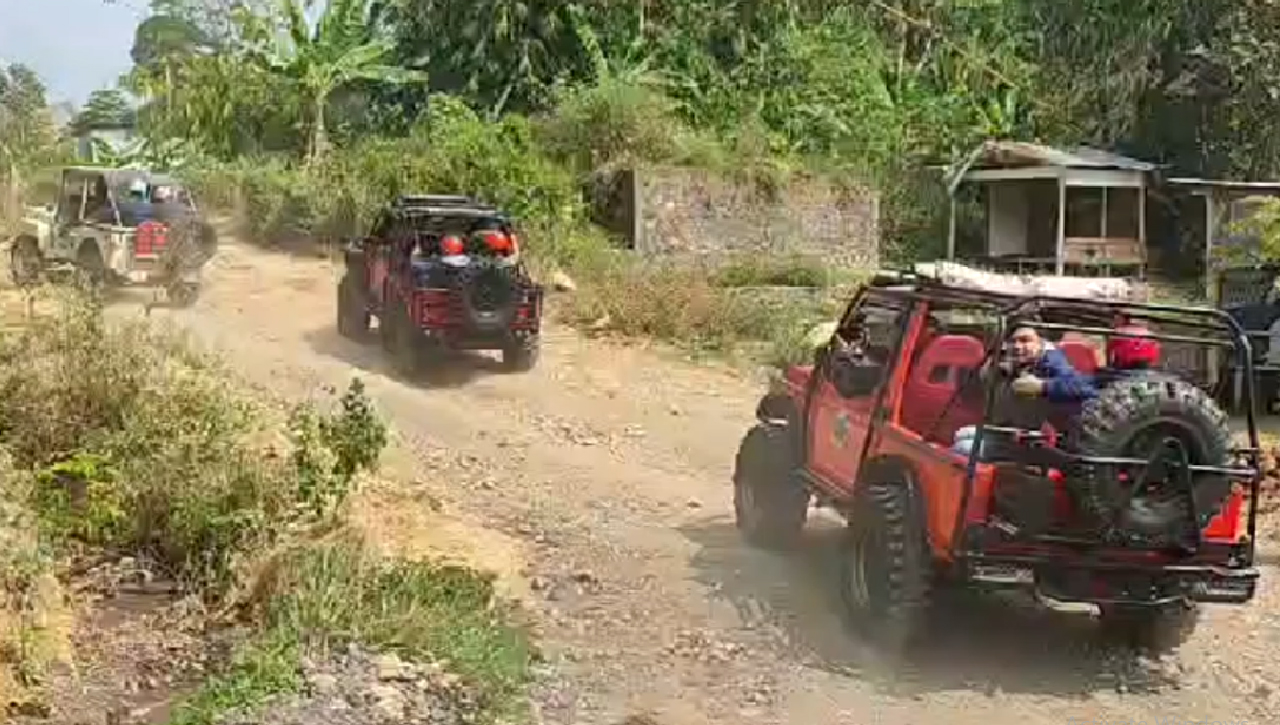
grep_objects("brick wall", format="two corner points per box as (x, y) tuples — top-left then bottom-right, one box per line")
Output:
(591, 166), (880, 270)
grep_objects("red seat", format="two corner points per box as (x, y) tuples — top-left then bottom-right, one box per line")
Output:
(901, 335), (986, 443)
(1057, 339), (1099, 376)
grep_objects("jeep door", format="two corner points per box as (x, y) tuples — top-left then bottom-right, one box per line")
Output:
(806, 292), (910, 492)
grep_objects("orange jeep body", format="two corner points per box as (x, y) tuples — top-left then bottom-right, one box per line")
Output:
(760, 276), (1261, 607)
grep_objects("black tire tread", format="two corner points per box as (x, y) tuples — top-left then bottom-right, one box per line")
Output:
(336, 272), (369, 340)
(501, 336), (539, 372)
(842, 481), (932, 653)
(1076, 371), (1233, 541)
(732, 424), (808, 548)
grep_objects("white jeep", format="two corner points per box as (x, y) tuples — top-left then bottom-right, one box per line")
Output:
(7, 166), (213, 305)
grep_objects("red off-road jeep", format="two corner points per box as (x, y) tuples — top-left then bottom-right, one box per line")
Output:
(734, 272), (1263, 654)
(336, 195), (542, 375)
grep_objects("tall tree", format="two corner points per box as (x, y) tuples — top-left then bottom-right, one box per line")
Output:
(244, 0), (427, 157)
(71, 88), (135, 134)
(0, 64), (60, 180)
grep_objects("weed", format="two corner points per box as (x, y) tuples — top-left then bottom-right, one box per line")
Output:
(0, 288), (528, 720)
(170, 537), (531, 724)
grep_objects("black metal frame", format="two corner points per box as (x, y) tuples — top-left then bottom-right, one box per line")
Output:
(851, 274), (1262, 602)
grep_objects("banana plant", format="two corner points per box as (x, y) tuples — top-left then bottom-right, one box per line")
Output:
(243, 0), (428, 158)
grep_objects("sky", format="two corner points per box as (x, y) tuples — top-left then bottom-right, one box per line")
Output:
(0, 0), (147, 106)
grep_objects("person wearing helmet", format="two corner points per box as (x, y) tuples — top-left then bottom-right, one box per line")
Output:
(1095, 317), (1161, 389)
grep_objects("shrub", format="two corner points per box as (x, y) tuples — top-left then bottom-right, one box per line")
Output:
(0, 453), (68, 712)
(0, 289), (530, 720)
(0, 289), (387, 592)
(561, 256), (835, 359)
(170, 536), (531, 725)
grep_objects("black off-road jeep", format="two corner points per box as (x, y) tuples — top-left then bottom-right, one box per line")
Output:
(335, 195), (543, 375)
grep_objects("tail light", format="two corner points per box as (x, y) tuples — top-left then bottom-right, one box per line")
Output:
(136, 221), (168, 256)
(514, 289), (539, 325)
(415, 288), (453, 326)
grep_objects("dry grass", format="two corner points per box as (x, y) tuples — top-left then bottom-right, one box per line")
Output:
(560, 254), (846, 366)
(0, 287), (530, 721)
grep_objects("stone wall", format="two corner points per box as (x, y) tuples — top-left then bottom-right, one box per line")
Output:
(589, 166), (880, 270)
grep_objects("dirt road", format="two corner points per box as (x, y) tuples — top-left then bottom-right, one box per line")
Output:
(139, 238), (1280, 724)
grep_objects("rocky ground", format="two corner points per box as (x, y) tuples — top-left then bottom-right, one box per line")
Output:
(214, 646), (483, 725)
(10, 232), (1280, 725)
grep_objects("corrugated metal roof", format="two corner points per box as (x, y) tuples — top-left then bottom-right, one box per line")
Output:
(968, 141), (1157, 171)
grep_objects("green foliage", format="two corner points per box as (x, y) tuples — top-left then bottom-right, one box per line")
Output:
(1219, 195), (1280, 266)
(240, 0), (428, 157)
(0, 290), (525, 721)
(71, 89), (135, 134)
(131, 14), (212, 68)
(0, 64), (64, 178)
(0, 290), (387, 591)
(263, 540), (531, 712)
(169, 538), (531, 724)
(288, 378), (387, 515)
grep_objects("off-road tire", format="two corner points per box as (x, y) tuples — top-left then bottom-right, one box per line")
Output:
(1076, 371), (1234, 545)
(336, 272), (370, 340)
(501, 335), (539, 372)
(166, 280), (200, 308)
(383, 302), (425, 378)
(9, 237), (42, 287)
(841, 482), (932, 654)
(459, 261), (519, 330)
(1098, 599), (1201, 655)
(74, 244), (107, 298)
(732, 425), (809, 548)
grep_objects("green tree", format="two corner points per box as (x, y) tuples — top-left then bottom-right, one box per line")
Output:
(245, 0), (427, 157)
(71, 88), (135, 134)
(0, 64), (61, 179)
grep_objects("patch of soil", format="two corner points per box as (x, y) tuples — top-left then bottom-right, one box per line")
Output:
(8, 556), (232, 725)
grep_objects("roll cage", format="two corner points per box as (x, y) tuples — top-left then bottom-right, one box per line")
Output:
(835, 275), (1263, 572)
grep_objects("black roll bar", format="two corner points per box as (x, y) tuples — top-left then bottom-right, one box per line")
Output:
(937, 292), (1263, 558)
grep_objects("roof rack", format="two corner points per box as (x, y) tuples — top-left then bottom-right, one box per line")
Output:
(395, 194), (482, 207)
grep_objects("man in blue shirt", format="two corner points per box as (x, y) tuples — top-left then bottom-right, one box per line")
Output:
(953, 324), (1096, 457)
(1006, 325), (1097, 403)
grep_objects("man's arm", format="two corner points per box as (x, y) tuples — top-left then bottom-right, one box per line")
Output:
(1039, 349), (1096, 403)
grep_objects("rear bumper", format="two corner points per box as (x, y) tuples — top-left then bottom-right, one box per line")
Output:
(418, 325), (538, 351)
(113, 257), (202, 285)
(965, 555), (1259, 606)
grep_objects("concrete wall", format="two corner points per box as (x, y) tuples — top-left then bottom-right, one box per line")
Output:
(591, 166), (880, 270)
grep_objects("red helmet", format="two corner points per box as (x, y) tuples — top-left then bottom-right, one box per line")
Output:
(1107, 323), (1160, 369)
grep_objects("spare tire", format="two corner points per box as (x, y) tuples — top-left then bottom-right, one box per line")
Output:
(458, 260), (518, 331)
(1074, 371), (1233, 545)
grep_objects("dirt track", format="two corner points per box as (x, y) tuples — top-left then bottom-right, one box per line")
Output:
(139, 237), (1280, 724)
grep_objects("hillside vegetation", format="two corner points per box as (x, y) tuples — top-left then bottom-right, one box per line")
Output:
(6, 1), (1280, 721)
(0, 287), (532, 722)
(16, 0), (1280, 362)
